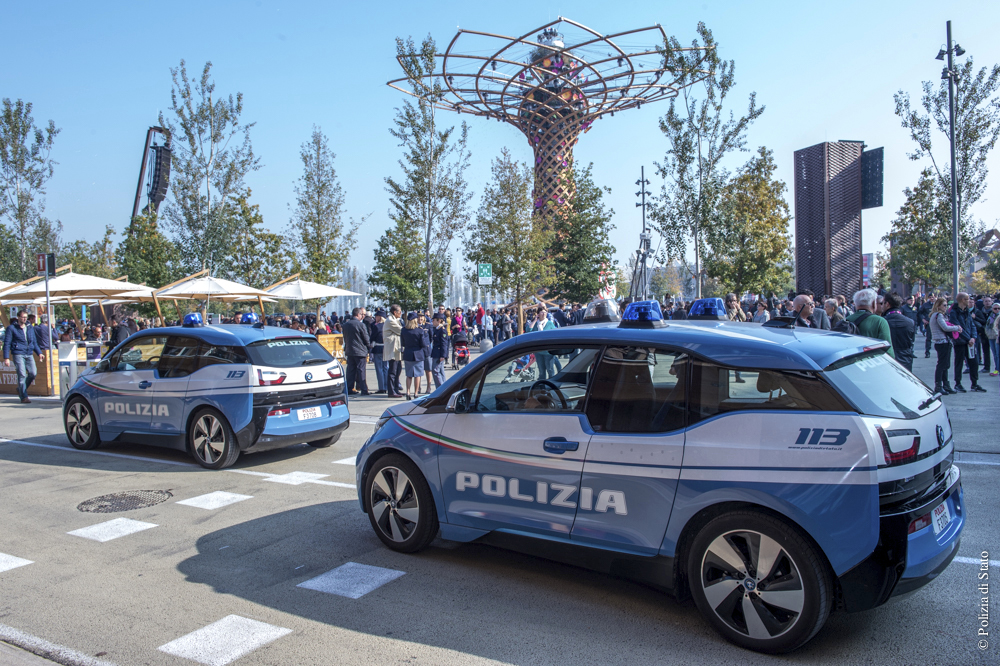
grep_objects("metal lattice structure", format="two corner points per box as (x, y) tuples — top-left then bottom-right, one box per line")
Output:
(388, 17), (710, 224)
(793, 142), (864, 298)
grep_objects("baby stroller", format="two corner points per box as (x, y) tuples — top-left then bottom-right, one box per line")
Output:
(454, 343), (470, 368)
(501, 353), (536, 383)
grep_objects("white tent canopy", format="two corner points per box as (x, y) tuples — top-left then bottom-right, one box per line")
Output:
(266, 279), (359, 301)
(3, 272), (146, 299)
(156, 276), (272, 301)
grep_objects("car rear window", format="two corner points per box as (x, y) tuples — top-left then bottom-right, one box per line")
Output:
(822, 350), (934, 419)
(245, 337), (333, 368)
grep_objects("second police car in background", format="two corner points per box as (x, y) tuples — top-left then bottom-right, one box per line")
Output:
(356, 300), (963, 653)
(62, 313), (349, 468)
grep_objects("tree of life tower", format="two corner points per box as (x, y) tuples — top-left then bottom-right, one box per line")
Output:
(388, 17), (711, 225)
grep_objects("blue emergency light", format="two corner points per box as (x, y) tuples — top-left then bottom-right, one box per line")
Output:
(241, 312), (260, 324)
(183, 313), (203, 327)
(688, 298), (728, 321)
(618, 300), (667, 329)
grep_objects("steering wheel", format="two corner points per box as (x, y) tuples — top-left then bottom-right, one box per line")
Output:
(529, 380), (569, 410)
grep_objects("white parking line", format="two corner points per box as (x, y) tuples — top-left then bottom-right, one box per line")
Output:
(955, 556), (1000, 567)
(67, 518), (158, 542)
(297, 562), (406, 599)
(332, 456), (356, 465)
(176, 491), (253, 510)
(0, 623), (118, 666)
(227, 468), (356, 489)
(157, 615), (291, 666)
(0, 553), (33, 573)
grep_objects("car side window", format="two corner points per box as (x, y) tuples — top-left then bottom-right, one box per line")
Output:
(688, 361), (852, 425)
(586, 346), (689, 433)
(158, 336), (202, 378)
(199, 344), (249, 368)
(114, 336), (166, 371)
(473, 347), (600, 413)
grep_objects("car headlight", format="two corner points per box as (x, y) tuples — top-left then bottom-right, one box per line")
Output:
(373, 412), (392, 434)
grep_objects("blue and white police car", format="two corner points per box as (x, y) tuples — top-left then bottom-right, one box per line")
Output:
(62, 314), (349, 469)
(355, 300), (963, 653)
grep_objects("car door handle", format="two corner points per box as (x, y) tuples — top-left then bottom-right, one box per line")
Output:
(138, 381), (152, 389)
(543, 437), (579, 454)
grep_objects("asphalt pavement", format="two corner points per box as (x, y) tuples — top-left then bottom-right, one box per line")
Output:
(0, 342), (996, 666)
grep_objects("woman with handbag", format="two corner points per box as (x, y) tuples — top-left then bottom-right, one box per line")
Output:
(929, 297), (962, 394)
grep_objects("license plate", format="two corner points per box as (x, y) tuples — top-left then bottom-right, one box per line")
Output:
(932, 501), (952, 535)
(298, 406), (321, 421)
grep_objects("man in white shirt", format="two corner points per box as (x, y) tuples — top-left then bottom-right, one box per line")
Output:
(483, 312), (494, 344)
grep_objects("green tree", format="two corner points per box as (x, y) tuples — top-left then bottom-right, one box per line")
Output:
(652, 23), (764, 298)
(464, 149), (552, 332)
(60, 225), (117, 278)
(27, 216), (62, 259)
(116, 212), (178, 289)
(288, 127), (360, 288)
(0, 98), (60, 278)
(368, 215), (446, 312)
(703, 147), (792, 296)
(390, 35), (473, 312)
(158, 60), (261, 274)
(550, 163), (616, 303)
(0, 223), (20, 282)
(223, 192), (289, 290)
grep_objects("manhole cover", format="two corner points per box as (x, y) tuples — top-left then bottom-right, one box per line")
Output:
(77, 490), (173, 513)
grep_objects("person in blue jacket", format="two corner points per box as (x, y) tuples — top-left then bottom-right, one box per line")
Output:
(2, 310), (46, 403)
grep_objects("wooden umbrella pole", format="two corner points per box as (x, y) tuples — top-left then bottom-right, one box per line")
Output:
(98, 299), (107, 326)
(0, 302), (8, 327)
(263, 272), (301, 292)
(153, 295), (165, 327)
(173, 300), (182, 321)
(257, 295), (266, 316)
(67, 297), (83, 339)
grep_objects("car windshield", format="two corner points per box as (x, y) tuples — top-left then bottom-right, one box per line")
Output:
(822, 350), (934, 419)
(245, 337), (333, 368)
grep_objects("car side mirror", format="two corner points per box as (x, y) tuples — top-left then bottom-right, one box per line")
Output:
(446, 388), (471, 414)
(95, 359), (110, 373)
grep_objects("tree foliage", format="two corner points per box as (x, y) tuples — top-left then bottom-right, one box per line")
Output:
(222, 191), (288, 290)
(389, 35), (473, 312)
(159, 60), (260, 275)
(464, 149), (552, 331)
(703, 147), (792, 296)
(116, 212), (178, 289)
(881, 169), (979, 290)
(651, 23), (764, 297)
(550, 163), (616, 303)
(894, 57), (1000, 221)
(0, 223), (20, 282)
(368, 215), (446, 312)
(61, 225), (117, 279)
(288, 126), (360, 287)
(0, 98), (60, 278)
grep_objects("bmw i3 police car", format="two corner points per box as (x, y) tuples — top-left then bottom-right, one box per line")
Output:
(62, 313), (349, 469)
(355, 300), (963, 653)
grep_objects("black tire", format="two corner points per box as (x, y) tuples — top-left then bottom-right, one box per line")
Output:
(307, 433), (341, 448)
(365, 453), (438, 553)
(64, 397), (101, 450)
(187, 408), (240, 469)
(687, 510), (832, 654)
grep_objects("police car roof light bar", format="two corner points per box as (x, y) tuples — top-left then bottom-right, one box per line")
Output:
(619, 300), (666, 329)
(583, 298), (621, 323)
(687, 298), (728, 321)
(183, 313), (203, 327)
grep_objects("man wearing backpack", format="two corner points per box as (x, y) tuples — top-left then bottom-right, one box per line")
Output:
(844, 289), (894, 357)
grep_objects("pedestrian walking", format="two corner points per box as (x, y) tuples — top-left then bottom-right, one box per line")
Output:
(883, 293), (915, 372)
(342, 307), (371, 396)
(401, 313), (429, 400)
(947, 293), (987, 393)
(2, 310), (46, 404)
(384, 305), (404, 398)
(431, 315), (448, 389)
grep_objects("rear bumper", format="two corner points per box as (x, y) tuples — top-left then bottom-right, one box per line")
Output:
(837, 466), (963, 612)
(245, 417), (350, 452)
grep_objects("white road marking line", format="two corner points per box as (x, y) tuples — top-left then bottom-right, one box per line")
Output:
(956, 458), (1000, 466)
(297, 562), (406, 599)
(0, 623), (118, 666)
(176, 491), (253, 510)
(262, 471), (331, 485)
(352, 418), (378, 424)
(67, 518), (158, 542)
(0, 553), (33, 573)
(955, 556), (1000, 567)
(157, 615), (291, 666)
(0, 437), (197, 467)
(333, 456), (356, 465)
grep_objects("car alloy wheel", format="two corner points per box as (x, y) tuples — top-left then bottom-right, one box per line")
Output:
(65, 399), (99, 450)
(370, 466), (420, 543)
(700, 529), (805, 640)
(193, 413), (226, 464)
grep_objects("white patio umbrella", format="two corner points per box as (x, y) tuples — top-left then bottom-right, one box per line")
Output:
(3, 272), (147, 331)
(266, 279), (360, 300)
(156, 275), (273, 322)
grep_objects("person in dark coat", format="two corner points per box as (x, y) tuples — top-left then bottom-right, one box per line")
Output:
(431, 314), (448, 389)
(947, 293), (986, 392)
(369, 311), (387, 394)
(109, 316), (132, 349)
(400, 313), (430, 399)
(798, 290), (831, 330)
(341, 307), (371, 395)
(883, 292), (915, 372)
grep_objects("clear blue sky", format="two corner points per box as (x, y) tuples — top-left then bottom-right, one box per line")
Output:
(6, 0), (1000, 280)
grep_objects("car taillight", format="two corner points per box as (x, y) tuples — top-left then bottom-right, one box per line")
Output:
(268, 407), (290, 417)
(257, 369), (287, 386)
(876, 425), (919, 465)
(330, 400), (345, 407)
(908, 512), (932, 534)
(327, 365), (343, 380)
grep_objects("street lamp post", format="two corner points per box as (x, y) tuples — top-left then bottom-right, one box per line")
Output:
(937, 21), (966, 298)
